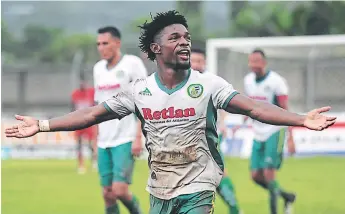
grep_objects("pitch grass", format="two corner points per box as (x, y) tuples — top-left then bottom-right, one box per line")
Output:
(2, 157), (345, 214)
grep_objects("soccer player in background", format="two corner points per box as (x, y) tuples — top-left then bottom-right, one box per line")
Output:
(244, 49), (296, 214)
(93, 26), (147, 214)
(71, 72), (97, 174)
(5, 11), (336, 214)
(191, 48), (242, 214)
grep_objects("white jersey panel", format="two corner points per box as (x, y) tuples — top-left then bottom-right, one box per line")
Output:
(93, 55), (147, 148)
(105, 69), (239, 199)
(244, 71), (289, 141)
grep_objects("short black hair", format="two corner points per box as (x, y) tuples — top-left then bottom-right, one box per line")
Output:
(252, 48), (266, 59)
(97, 26), (121, 39)
(191, 48), (206, 56)
(138, 10), (188, 61)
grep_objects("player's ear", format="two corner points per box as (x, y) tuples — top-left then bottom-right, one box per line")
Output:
(114, 38), (121, 47)
(150, 43), (161, 55)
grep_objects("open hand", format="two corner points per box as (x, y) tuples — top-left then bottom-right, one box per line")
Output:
(304, 106), (337, 131)
(5, 115), (39, 138)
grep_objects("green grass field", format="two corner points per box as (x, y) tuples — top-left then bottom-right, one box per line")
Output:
(2, 157), (345, 214)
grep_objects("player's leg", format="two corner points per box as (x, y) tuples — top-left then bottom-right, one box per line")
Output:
(216, 136), (240, 214)
(250, 140), (267, 189)
(263, 129), (296, 214)
(217, 170), (240, 214)
(98, 147), (120, 214)
(75, 132), (86, 174)
(110, 142), (142, 214)
(178, 191), (215, 214)
(86, 128), (98, 170)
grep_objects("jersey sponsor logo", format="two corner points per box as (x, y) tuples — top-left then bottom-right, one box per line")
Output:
(187, 84), (203, 98)
(142, 107), (196, 120)
(98, 84), (121, 90)
(139, 87), (152, 96)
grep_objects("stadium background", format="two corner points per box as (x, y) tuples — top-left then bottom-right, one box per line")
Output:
(1, 1), (345, 214)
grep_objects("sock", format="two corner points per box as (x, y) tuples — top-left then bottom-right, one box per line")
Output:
(268, 180), (281, 214)
(254, 179), (268, 189)
(121, 195), (141, 214)
(106, 203), (120, 214)
(255, 179), (292, 201)
(217, 176), (240, 214)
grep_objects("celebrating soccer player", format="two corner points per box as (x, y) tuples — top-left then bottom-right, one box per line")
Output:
(191, 48), (242, 214)
(5, 11), (336, 214)
(244, 49), (296, 214)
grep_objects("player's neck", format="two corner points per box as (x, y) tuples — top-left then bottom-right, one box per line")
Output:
(156, 64), (189, 89)
(255, 69), (267, 79)
(107, 51), (122, 69)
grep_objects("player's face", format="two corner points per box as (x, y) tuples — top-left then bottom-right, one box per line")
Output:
(158, 24), (191, 70)
(97, 33), (120, 61)
(191, 52), (206, 73)
(248, 53), (266, 74)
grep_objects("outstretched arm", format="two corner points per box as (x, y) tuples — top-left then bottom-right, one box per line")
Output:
(49, 103), (119, 131)
(5, 103), (119, 138)
(225, 94), (336, 131)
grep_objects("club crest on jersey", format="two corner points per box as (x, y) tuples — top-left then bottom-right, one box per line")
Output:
(187, 84), (203, 98)
(139, 87), (152, 96)
(264, 86), (271, 92)
(116, 70), (124, 78)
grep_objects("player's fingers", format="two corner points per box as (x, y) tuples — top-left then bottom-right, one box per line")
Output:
(326, 120), (336, 127)
(5, 129), (16, 134)
(326, 116), (337, 121)
(5, 126), (19, 133)
(316, 106), (331, 114)
(15, 115), (25, 121)
(5, 131), (20, 137)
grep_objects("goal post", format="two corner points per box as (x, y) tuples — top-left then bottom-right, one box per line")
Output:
(206, 35), (345, 158)
(206, 34), (345, 112)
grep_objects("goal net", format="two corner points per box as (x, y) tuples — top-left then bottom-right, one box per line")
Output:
(206, 35), (345, 158)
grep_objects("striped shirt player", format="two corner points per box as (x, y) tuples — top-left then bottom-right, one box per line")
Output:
(104, 69), (239, 200)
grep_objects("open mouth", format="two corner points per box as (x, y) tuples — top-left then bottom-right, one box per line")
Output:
(177, 50), (190, 61)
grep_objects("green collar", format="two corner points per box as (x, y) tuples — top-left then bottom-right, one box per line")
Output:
(154, 69), (191, 95)
(256, 70), (270, 83)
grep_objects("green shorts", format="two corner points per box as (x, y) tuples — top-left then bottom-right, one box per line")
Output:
(250, 129), (286, 170)
(149, 191), (215, 214)
(98, 142), (134, 187)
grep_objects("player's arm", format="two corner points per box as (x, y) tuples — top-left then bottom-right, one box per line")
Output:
(275, 79), (295, 154)
(5, 103), (119, 139)
(218, 110), (227, 137)
(6, 89), (135, 138)
(211, 75), (336, 131)
(225, 94), (336, 130)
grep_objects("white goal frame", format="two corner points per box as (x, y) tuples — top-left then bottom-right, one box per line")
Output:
(206, 34), (345, 109)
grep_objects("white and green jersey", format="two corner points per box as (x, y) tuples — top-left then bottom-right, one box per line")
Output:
(93, 55), (147, 148)
(104, 69), (239, 200)
(244, 70), (289, 141)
